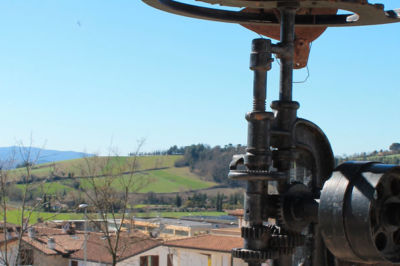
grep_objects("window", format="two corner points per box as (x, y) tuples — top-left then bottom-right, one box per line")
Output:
(161, 228), (174, 234)
(71, 261), (78, 266)
(167, 254), (173, 266)
(200, 254), (211, 266)
(135, 225), (146, 231)
(140, 255), (159, 266)
(175, 230), (189, 236)
(20, 249), (34, 266)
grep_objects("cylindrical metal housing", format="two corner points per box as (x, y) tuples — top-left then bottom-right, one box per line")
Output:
(319, 161), (400, 264)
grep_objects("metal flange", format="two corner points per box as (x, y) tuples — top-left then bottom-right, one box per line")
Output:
(142, 0), (400, 27)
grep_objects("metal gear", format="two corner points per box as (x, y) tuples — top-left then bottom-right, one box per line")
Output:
(276, 182), (317, 233)
(232, 248), (280, 261)
(269, 232), (306, 248)
(241, 224), (277, 239)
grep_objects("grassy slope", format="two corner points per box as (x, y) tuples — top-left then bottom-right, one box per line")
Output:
(1, 209), (84, 224)
(12, 155), (216, 194)
(11, 155), (181, 179)
(16, 182), (73, 194)
(80, 168), (215, 193)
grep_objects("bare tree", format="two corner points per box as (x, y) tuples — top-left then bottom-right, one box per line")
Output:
(10, 140), (62, 265)
(0, 149), (16, 266)
(0, 141), (50, 265)
(79, 141), (149, 266)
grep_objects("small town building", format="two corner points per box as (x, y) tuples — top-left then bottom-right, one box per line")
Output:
(164, 234), (247, 266)
(69, 232), (162, 266)
(0, 223), (20, 266)
(126, 218), (214, 240)
(20, 227), (84, 266)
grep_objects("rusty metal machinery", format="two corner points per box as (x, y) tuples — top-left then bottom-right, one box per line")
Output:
(141, 0), (400, 265)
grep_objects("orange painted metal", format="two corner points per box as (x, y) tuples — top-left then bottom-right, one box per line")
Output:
(241, 7), (337, 68)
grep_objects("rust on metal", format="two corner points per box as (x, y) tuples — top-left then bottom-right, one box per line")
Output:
(241, 7), (337, 68)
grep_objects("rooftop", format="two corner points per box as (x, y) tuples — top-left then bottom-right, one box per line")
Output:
(210, 227), (241, 236)
(70, 233), (161, 264)
(165, 234), (243, 253)
(22, 227), (84, 255)
(133, 218), (213, 228)
(21, 226), (160, 264)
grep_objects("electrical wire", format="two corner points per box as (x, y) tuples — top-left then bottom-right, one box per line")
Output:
(293, 64), (310, 84)
(252, 33), (312, 84)
(293, 42), (312, 84)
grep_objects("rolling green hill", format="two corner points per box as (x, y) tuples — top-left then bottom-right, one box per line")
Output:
(11, 155), (217, 195)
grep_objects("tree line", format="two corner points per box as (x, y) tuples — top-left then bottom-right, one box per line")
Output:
(336, 142), (400, 165)
(172, 144), (246, 187)
(141, 191), (243, 212)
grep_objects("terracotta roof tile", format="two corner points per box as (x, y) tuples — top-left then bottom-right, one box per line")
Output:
(21, 226), (160, 263)
(211, 227), (241, 236)
(70, 233), (161, 264)
(34, 227), (76, 236)
(22, 236), (59, 255)
(22, 227), (85, 255)
(0, 233), (18, 246)
(165, 234), (243, 252)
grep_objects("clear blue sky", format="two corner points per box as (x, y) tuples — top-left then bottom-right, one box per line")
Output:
(0, 1), (398, 156)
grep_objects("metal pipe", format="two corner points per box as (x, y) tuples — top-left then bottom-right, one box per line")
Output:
(250, 38), (270, 112)
(273, 7), (298, 266)
(245, 38), (272, 233)
(242, 38), (274, 265)
(246, 38), (273, 168)
(253, 70), (267, 112)
(279, 8), (296, 102)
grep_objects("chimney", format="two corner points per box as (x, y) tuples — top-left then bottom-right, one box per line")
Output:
(28, 227), (36, 238)
(47, 237), (55, 250)
(62, 222), (70, 234)
(6, 230), (12, 240)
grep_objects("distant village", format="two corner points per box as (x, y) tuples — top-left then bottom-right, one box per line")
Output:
(0, 210), (251, 266)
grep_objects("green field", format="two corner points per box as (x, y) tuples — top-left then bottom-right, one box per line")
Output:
(1, 209), (84, 225)
(1, 210), (227, 224)
(16, 181), (73, 194)
(133, 211), (227, 218)
(11, 155), (216, 195)
(78, 168), (215, 193)
(11, 155), (182, 181)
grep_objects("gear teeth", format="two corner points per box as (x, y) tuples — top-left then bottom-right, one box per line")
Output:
(232, 248), (279, 261)
(241, 225), (277, 239)
(275, 196), (286, 229)
(278, 247), (295, 256)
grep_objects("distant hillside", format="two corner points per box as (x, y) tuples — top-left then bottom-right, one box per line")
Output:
(337, 153), (400, 165)
(0, 146), (92, 168)
(336, 142), (400, 165)
(9, 155), (217, 195)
